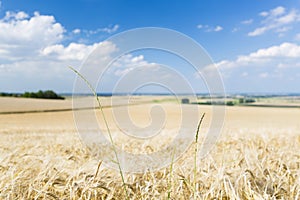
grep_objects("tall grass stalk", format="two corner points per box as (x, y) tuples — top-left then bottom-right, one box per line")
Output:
(167, 148), (176, 200)
(69, 66), (129, 199)
(194, 113), (205, 199)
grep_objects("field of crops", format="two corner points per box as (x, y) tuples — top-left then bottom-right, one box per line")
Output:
(0, 97), (299, 199)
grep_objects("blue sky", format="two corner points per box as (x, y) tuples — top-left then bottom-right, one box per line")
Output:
(0, 0), (300, 93)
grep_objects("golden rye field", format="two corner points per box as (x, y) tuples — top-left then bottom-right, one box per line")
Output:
(0, 96), (299, 199)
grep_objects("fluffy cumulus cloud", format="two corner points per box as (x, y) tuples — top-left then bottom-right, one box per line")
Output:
(215, 42), (300, 70)
(0, 11), (66, 78)
(0, 11), (164, 92)
(0, 11), (65, 61)
(102, 53), (196, 94)
(42, 43), (99, 61)
(0, 11), (122, 92)
(248, 6), (300, 36)
(199, 42), (300, 92)
(111, 54), (159, 77)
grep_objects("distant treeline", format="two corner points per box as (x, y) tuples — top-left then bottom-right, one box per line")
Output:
(191, 98), (256, 106)
(0, 90), (65, 100)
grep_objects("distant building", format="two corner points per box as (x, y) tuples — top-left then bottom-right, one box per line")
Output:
(181, 98), (190, 104)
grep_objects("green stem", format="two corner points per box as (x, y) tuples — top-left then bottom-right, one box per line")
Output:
(194, 113), (205, 199)
(69, 66), (129, 199)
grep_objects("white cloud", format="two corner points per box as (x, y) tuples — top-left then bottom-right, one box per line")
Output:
(248, 42), (300, 58)
(111, 54), (159, 77)
(3, 11), (29, 20)
(197, 24), (203, 29)
(86, 24), (119, 35)
(72, 28), (81, 34)
(0, 11), (64, 45)
(241, 19), (253, 25)
(248, 6), (300, 36)
(248, 27), (267, 36)
(259, 11), (269, 17)
(0, 11), (123, 92)
(0, 11), (119, 64)
(0, 11), (65, 61)
(104, 54), (194, 94)
(0, 11), (171, 93)
(197, 24), (223, 32)
(212, 42), (300, 70)
(41, 42), (97, 61)
(271, 6), (286, 16)
(214, 25), (223, 32)
(103, 24), (119, 33)
(259, 6), (285, 17)
(1, 39), (117, 71)
(198, 42), (300, 92)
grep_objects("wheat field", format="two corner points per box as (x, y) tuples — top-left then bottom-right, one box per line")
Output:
(0, 97), (299, 199)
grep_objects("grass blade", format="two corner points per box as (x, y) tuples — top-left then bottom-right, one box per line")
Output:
(194, 113), (205, 199)
(69, 66), (129, 199)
